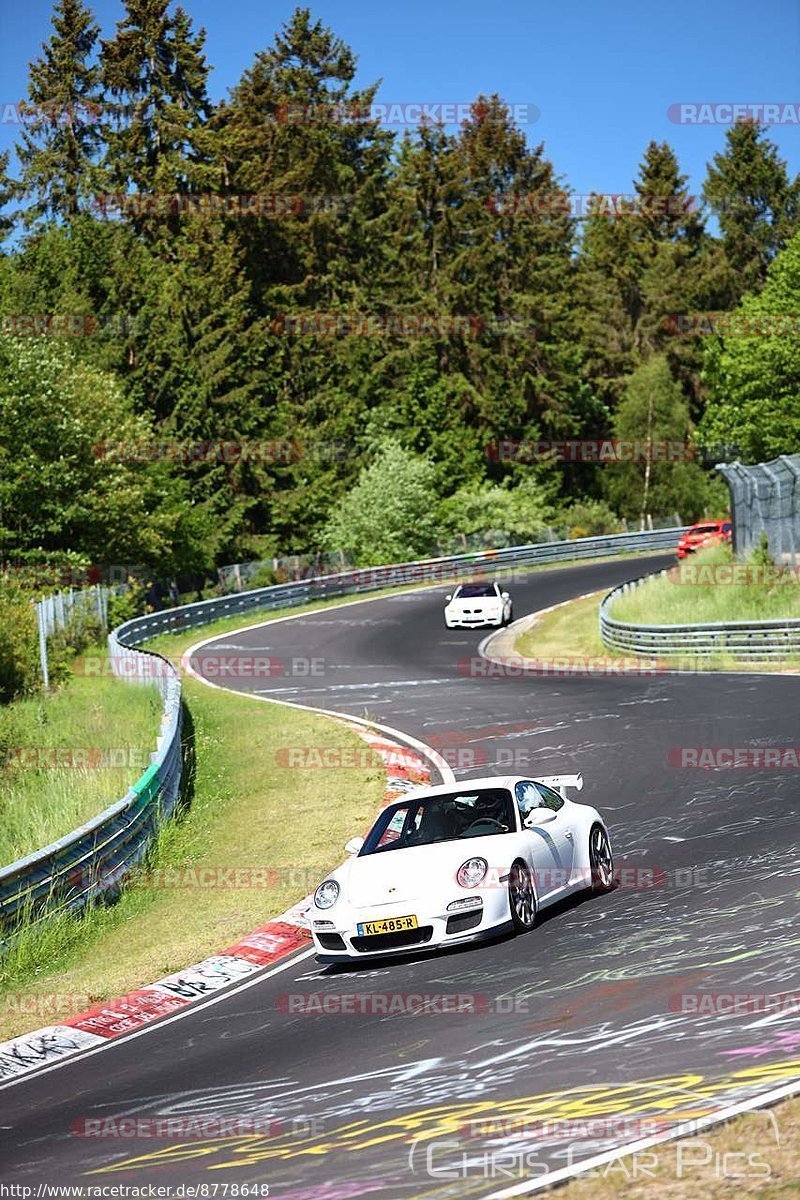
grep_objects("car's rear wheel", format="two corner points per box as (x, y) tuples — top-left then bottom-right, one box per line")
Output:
(589, 824), (614, 892)
(509, 861), (537, 932)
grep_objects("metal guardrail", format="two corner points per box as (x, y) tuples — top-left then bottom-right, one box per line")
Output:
(600, 571), (800, 660)
(0, 642), (182, 934)
(0, 527), (684, 933)
(113, 527), (687, 646)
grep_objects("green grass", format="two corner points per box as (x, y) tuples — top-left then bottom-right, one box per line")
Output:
(611, 544), (800, 624)
(514, 546), (800, 673)
(0, 675), (386, 1042)
(514, 592), (609, 662)
(559, 1092), (800, 1200)
(0, 653), (162, 865)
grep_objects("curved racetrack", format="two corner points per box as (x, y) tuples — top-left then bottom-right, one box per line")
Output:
(2, 555), (800, 1197)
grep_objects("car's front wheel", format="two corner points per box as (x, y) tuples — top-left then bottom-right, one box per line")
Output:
(589, 824), (614, 892)
(508, 861), (537, 932)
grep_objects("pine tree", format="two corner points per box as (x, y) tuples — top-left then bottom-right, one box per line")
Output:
(16, 0), (103, 223)
(703, 120), (800, 299)
(101, 0), (214, 196)
(0, 153), (15, 243)
(577, 141), (721, 418)
(213, 7), (394, 550)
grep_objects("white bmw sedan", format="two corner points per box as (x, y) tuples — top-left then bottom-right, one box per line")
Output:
(311, 774), (613, 962)
(443, 581), (513, 628)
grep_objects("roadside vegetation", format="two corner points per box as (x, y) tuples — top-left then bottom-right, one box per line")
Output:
(0, 667), (385, 1043)
(514, 544), (800, 671)
(0, 656), (161, 864)
(558, 1096), (800, 1200)
(5, 7), (797, 583)
(611, 543), (800, 624)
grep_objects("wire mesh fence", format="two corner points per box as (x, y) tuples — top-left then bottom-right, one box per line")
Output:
(217, 517), (685, 593)
(34, 585), (119, 690)
(717, 455), (800, 564)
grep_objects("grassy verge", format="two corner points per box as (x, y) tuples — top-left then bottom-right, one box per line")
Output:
(612, 544), (800, 624)
(0, 675), (385, 1042)
(514, 591), (609, 662)
(514, 547), (800, 673)
(558, 1095), (799, 1199)
(0, 652), (162, 864)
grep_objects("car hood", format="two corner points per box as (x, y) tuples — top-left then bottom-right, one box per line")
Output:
(341, 837), (510, 908)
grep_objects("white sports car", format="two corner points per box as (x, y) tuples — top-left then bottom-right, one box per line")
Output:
(311, 774), (613, 962)
(443, 582), (513, 628)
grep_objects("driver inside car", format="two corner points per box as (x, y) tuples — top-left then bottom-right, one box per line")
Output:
(471, 793), (511, 832)
(516, 781), (540, 824)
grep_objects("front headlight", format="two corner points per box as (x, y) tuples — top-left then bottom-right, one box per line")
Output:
(314, 880), (340, 909)
(456, 857), (488, 888)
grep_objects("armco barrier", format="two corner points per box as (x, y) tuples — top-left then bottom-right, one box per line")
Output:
(0, 528), (683, 932)
(0, 645), (182, 932)
(108, 527), (687, 647)
(600, 571), (800, 660)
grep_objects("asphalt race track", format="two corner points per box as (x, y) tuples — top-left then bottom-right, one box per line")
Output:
(3, 554), (800, 1197)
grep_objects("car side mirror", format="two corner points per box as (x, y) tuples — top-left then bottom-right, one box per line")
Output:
(501, 592), (510, 601)
(524, 809), (557, 827)
(444, 594), (452, 603)
(345, 836), (365, 855)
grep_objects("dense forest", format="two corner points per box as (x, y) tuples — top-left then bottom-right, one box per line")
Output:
(2, 0), (799, 578)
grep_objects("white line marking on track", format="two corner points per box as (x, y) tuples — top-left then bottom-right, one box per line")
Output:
(0, 947), (316, 1092)
(483, 1075), (800, 1198)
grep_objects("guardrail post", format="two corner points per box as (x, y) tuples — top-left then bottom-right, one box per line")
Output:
(36, 599), (50, 693)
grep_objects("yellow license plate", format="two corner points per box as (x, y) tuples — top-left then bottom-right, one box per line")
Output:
(356, 915), (418, 936)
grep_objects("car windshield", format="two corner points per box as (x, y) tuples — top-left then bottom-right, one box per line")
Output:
(455, 584), (497, 598)
(690, 524), (720, 534)
(359, 788), (516, 855)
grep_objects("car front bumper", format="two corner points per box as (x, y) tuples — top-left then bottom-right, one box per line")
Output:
(311, 889), (511, 961)
(445, 612), (505, 627)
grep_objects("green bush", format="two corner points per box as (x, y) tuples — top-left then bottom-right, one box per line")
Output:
(558, 499), (623, 538)
(107, 578), (151, 629)
(0, 589), (40, 703)
(322, 442), (439, 565)
(751, 531), (774, 567)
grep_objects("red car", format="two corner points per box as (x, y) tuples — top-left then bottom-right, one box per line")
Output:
(677, 519), (732, 559)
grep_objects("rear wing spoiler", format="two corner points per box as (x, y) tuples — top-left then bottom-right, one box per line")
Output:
(535, 773), (583, 799)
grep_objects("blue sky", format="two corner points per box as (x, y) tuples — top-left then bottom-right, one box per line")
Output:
(2, 0), (799, 204)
